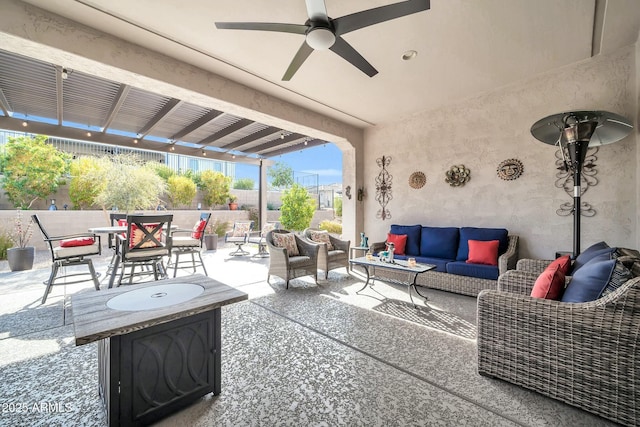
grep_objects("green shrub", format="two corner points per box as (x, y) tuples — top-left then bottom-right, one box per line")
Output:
(233, 178), (254, 190)
(334, 196), (342, 217)
(280, 184), (315, 231)
(167, 175), (197, 208)
(206, 219), (229, 237)
(0, 229), (12, 260)
(319, 220), (342, 235)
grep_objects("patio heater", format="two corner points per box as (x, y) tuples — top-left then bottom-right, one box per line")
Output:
(530, 110), (633, 257)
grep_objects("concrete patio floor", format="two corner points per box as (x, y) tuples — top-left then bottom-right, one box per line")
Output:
(0, 245), (618, 426)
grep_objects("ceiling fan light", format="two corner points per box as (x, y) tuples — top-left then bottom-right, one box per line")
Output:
(306, 27), (335, 50)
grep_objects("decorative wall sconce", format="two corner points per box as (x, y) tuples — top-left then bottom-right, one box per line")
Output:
(357, 187), (365, 201)
(345, 185), (352, 200)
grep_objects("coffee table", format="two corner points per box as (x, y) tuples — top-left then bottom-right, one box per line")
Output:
(349, 257), (435, 308)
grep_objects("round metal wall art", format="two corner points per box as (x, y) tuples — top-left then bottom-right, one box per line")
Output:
(496, 158), (524, 181)
(445, 164), (471, 187)
(408, 171), (426, 189)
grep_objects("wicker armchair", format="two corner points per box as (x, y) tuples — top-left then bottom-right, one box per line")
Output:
(265, 230), (319, 288)
(477, 269), (640, 426)
(303, 228), (350, 279)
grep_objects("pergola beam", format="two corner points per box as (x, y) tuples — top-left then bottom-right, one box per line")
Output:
(137, 98), (182, 137)
(101, 84), (130, 132)
(170, 109), (223, 140)
(0, 88), (12, 117)
(197, 118), (252, 146)
(219, 126), (281, 151)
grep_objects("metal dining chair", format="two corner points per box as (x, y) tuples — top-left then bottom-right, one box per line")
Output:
(169, 212), (210, 277)
(113, 214), (173, 286)
(31, 214), (102, 304)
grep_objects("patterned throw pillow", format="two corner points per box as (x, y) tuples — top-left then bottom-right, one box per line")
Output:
(272, 232), (299, 256)
(191, 219), (207, 239)
(261, 222), (277, 237)
(232, 222), (251, 237)
(309, 230), (333, 250)
(601, 260), (634, 297)
(129, 223), (162, 249)
(613, 247), (640, 277)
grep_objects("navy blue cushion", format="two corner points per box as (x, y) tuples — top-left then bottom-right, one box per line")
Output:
(390, 224), (421, 256)
(456, 227), (509, 261)
(571, 241), (611, 274)
(420, 226), (459, 259)
(413, 256), (452, 272)
(446, 261), (499, 280)
(561, 258), (616, 303)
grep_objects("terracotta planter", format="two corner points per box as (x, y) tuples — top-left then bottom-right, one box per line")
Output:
(7, 246), (35, 271)
(228, 202), (238, 211)
(203, 234), (218, 251)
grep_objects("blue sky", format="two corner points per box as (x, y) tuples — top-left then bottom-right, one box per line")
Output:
(235, 143), (342, 187)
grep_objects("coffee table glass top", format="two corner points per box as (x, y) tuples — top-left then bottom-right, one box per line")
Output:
(349, 256), (435, 273)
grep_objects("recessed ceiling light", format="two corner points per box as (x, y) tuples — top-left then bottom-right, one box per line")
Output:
(21, 121), (28, 127)
(402, 50), (418, 61)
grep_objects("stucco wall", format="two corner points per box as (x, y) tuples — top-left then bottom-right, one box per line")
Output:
(363, 47), (638, 259)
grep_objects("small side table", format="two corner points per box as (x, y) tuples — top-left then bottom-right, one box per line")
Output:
(349, 246), (369, 271)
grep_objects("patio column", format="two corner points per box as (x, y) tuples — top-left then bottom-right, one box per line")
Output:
(259, 159), (267, 229)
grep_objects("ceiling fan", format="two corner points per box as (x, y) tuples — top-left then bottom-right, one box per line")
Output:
(215, 0), (430, 81)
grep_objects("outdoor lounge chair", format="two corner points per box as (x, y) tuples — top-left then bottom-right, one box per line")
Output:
(31, 214), (102, 304)
(265, 229), (319, 288)
(247, 221), (280, 257)
(168, 212), (210, 277)
(303, 228), (350, 279)
(225, 221), (253, 256)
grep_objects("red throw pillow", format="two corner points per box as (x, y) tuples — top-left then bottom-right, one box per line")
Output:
(60, 237), (95, 247)
(191, 219), (207, 239)
(548, 255), (572, 276)
(466, 240), (499, 266)
(386, 233), (407, 255)
(531, 264), (565, 300)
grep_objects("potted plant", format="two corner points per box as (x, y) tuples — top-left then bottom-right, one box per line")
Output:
(228, 195), (238, 211)
(7, 210), (35, 271)
(203, 219), (228, 251)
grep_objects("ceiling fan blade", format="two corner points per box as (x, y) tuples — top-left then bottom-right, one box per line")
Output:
(305, 0), (329, 23)
(215, 22), (308, 35)
(282, 42), (314, 81)
(333, 0), (430, 36)
(329, 37), (378, 77)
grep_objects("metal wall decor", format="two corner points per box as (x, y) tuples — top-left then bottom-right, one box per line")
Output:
(555, 147), (598, 217)
(344, 185), (352, 200)
(408, 171), (426, 189)
(497, 159), (524, 180)
(445, 164), (471, 187)
(375, 155), (393, 220)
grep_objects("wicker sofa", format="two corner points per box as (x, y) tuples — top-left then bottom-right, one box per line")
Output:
(370, 225), (519, 296)
(477, 263), (640, 426)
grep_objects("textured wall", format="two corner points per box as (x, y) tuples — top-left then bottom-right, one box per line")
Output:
(363, 47), (638, 259)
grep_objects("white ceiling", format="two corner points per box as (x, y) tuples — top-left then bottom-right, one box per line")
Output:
(19, 0), (640, 128)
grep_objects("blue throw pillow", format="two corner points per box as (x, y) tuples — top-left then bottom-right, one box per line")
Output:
(456, 227), (508, 261)
(561, 258), (616, 303)
(389, 225), (421, 256)
(420, 226), (459, 259)
(571, 241), (611, 274)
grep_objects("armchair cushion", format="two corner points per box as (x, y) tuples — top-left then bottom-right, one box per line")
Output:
(232, 222), (252, 237)
(386, 233), (407, 255)
(191, 219), (207, 239)
(60, 237), (95, 247)
(466, 240), (499, 266)
(390, 224), (421, 256)
(420, 226), (459, 259)
(272, 232), (299, 256)
(570, 241), (611, 273)
(309, 230), (333, 250)
(129, 223), (161, 249)
(456, 227), (508, 261)
(530, 264), (565, 300)
(446, 261), (499, 280)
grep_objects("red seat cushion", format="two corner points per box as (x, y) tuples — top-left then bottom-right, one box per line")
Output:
(60, 237), (95, 247)
(531, 264), (565, 300)
(466, 240), (499, 266)
(386, 233), (408, 255)
(191, 219), (207, 239)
